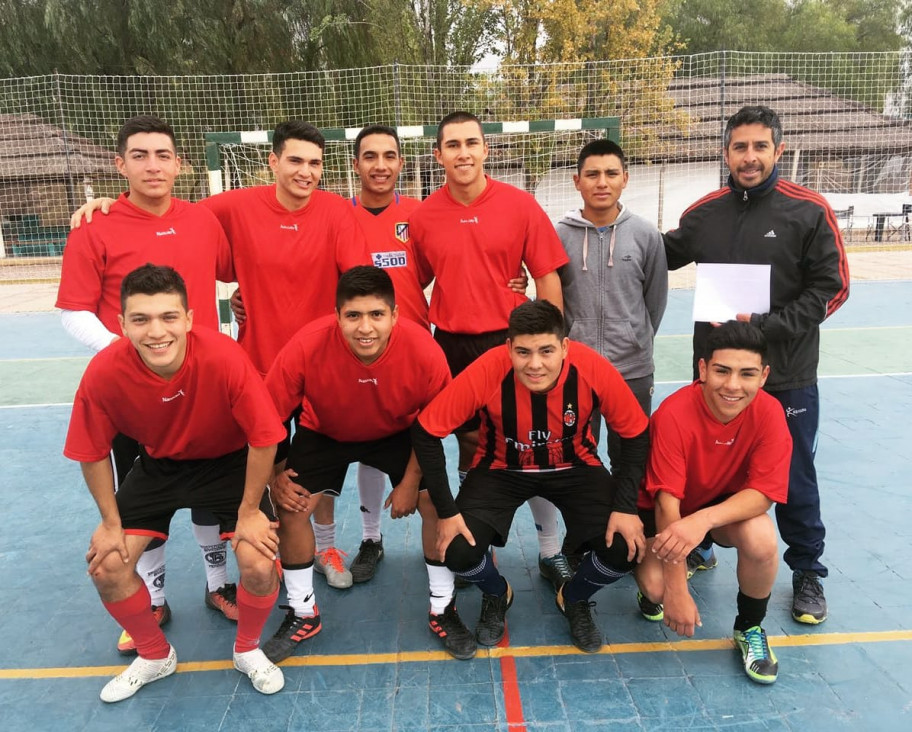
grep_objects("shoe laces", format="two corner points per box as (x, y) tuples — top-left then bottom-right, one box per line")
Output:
(741, 626), (769, 661)
(544, 553), (572, 577)
(317, 547), (348, 572)
(359, 540), (382, 560)
(274, 604), (308, 634)
(795, 572), (824, 603)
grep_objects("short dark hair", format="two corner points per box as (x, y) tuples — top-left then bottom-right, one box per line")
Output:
(507, 300), (566, 340)
(120, 263), (188, 312)
(272, 120), (325, 156)
(116, 115), (176, 157)
(723, 105), (783, 148)
(336, 265), (396, 311)
(702, 320), (768, 365)
(436, 111), (483, 148)
(354, 125), (401, 157)
(576, 138), (626, 174)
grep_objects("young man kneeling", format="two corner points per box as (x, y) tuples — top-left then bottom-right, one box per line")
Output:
(635, 321), (792, 684)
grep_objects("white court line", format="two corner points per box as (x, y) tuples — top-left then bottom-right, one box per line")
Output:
(4, 372), (912, 410)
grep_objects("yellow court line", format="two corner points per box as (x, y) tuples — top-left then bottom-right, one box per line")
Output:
(3, 629), (911, 681)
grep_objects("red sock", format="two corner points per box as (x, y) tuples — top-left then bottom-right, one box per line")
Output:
(234, 581), (279, 654)
(103, 583), (170, 659)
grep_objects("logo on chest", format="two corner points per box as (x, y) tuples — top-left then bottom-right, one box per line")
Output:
(373, 250), (408, 269)
(395, 222), (409, 243)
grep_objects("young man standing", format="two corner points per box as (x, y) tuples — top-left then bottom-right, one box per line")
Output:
(410, 111), (574, 589)
(557, 139), (667, 469)
(664, 105), (849, 623)
(65, 265), (286, 702)
(58, 115), (239, 654)
(412, 300), (650, 653)
(262, 266), (475, 662)
(634, 321), (792, 684)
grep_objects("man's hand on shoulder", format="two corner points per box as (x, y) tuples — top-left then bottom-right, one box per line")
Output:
(70, 197), (115, 229)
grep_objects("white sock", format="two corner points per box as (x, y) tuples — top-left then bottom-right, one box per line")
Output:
(527, 496), (561, 557)
(192, 522), (229, 591)
(136, 543), (167, 606)
(426, 563), (456, 614)
(357, 463), (385, 542)
(283, 566), (316, 616)
(313, 522), (336, 554)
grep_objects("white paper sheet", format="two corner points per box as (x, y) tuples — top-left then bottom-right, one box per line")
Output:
(692, 263), (771, 323)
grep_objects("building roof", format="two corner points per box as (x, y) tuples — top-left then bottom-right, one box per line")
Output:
(0, 113), (115, 179)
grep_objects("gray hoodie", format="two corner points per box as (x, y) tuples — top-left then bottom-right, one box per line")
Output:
(556, 204), (668, 380)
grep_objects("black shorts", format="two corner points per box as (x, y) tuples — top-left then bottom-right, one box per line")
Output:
(457, 464), (617, 551)
(117, 447), (276, 541)
(111, 433), (140, 487)
(274, 405), (303, 465)
(434, 328), (508, 431)
(286, 428), (420, 496)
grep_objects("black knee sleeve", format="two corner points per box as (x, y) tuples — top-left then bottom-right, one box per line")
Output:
(444, 534), (488, 573)
(593, 532), (637, 573)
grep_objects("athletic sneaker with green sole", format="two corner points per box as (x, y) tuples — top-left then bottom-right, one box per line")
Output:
(686, 545), (718, 580)
(733, 625), (778, 684)
(637, 591), (664, 622)
(792, 570), (827, 624)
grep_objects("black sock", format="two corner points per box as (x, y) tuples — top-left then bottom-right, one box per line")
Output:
(734, 590), (770, 631)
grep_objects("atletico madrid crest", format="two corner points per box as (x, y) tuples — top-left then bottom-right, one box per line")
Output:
(395, 222), (409, 243)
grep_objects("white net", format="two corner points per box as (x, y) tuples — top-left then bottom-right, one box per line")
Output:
(1, 51), (910, 286)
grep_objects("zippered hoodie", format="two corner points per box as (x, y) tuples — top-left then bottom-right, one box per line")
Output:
(556, 204), (668, 380)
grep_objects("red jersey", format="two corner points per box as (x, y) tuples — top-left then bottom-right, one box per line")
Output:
(201, 186), (371, 374)
(266, 315), (450, 443)
(418, 341), (648, 471)
(640, 381), (792, 516)
(65, 328), (286, 462)
(56, 194), (232, 333)
(409, 177), (569, 334)
(352, 193), (429, 329)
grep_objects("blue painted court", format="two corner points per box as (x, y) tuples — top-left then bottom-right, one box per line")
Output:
(1, 280), (911, 730)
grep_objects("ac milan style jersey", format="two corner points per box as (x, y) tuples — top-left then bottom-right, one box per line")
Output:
(57, 194), (232, 333)
(640, 381), (792, 515)
(266, 315), (450, 443)
(201, 186), (371, 374)
(418, 340), (648, 471)
(65, 328), (286, 462)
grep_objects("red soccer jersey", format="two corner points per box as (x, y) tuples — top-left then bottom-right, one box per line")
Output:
(266, 315), (450, 443)
(409, 177), (569, 334)
(640, 381), (792, 516)
(56, 194), (233, 333)
(418, 341), (648, 470)
(201, 186), (371, 374)
(65, 328), (286, 462)
(352, 193), (429, 329)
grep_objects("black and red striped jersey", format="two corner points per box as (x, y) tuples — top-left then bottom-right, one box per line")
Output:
(418, 340), (648, 471)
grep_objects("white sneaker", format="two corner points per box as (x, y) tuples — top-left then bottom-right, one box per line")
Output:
(100, 645), (177, 703)
(233, 647), (285, 694)
(314, 547), (353, 589)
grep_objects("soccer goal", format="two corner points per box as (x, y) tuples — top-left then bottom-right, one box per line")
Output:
(203, 118), (620, 218)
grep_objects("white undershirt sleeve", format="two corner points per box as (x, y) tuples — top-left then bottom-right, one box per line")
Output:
(60, 309), (120, 353)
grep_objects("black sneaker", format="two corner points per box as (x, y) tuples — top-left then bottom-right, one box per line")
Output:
(475, 581), (513, 646)
(538, 553), (573, 592)
(262, 604), (322, 663)
(792, 570), (827, 624)
(685, 545), (718, 580)
(350, 537), (384, 584)
(556, 585), (602, 653)
(637, 591), (664, 622)
(429, 598), (477, 660)
(734, 625), (778, 684)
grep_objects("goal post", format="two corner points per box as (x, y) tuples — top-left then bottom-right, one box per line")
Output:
(203, 117), (621, 214)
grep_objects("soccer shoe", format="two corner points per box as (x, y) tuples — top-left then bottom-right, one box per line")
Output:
(233, 647), (285, 694)
(100, 645), (177, 703)
(117, 601), (172, 656)
(475, 581), (513, 646)
(314, 547), (353, 589)
(792, 570), (828, 624)
(428, 597), (477, 660)
(262, 604), (322, 663)
(538, 552), (574, 592)
(205, 582), (239, 621)
(637, 591), (664, 622)
(556, 585), (602, 653)
(733, 626), (778, 684)
(686, 545), (718, 580)
(350, 538), (384, 584)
